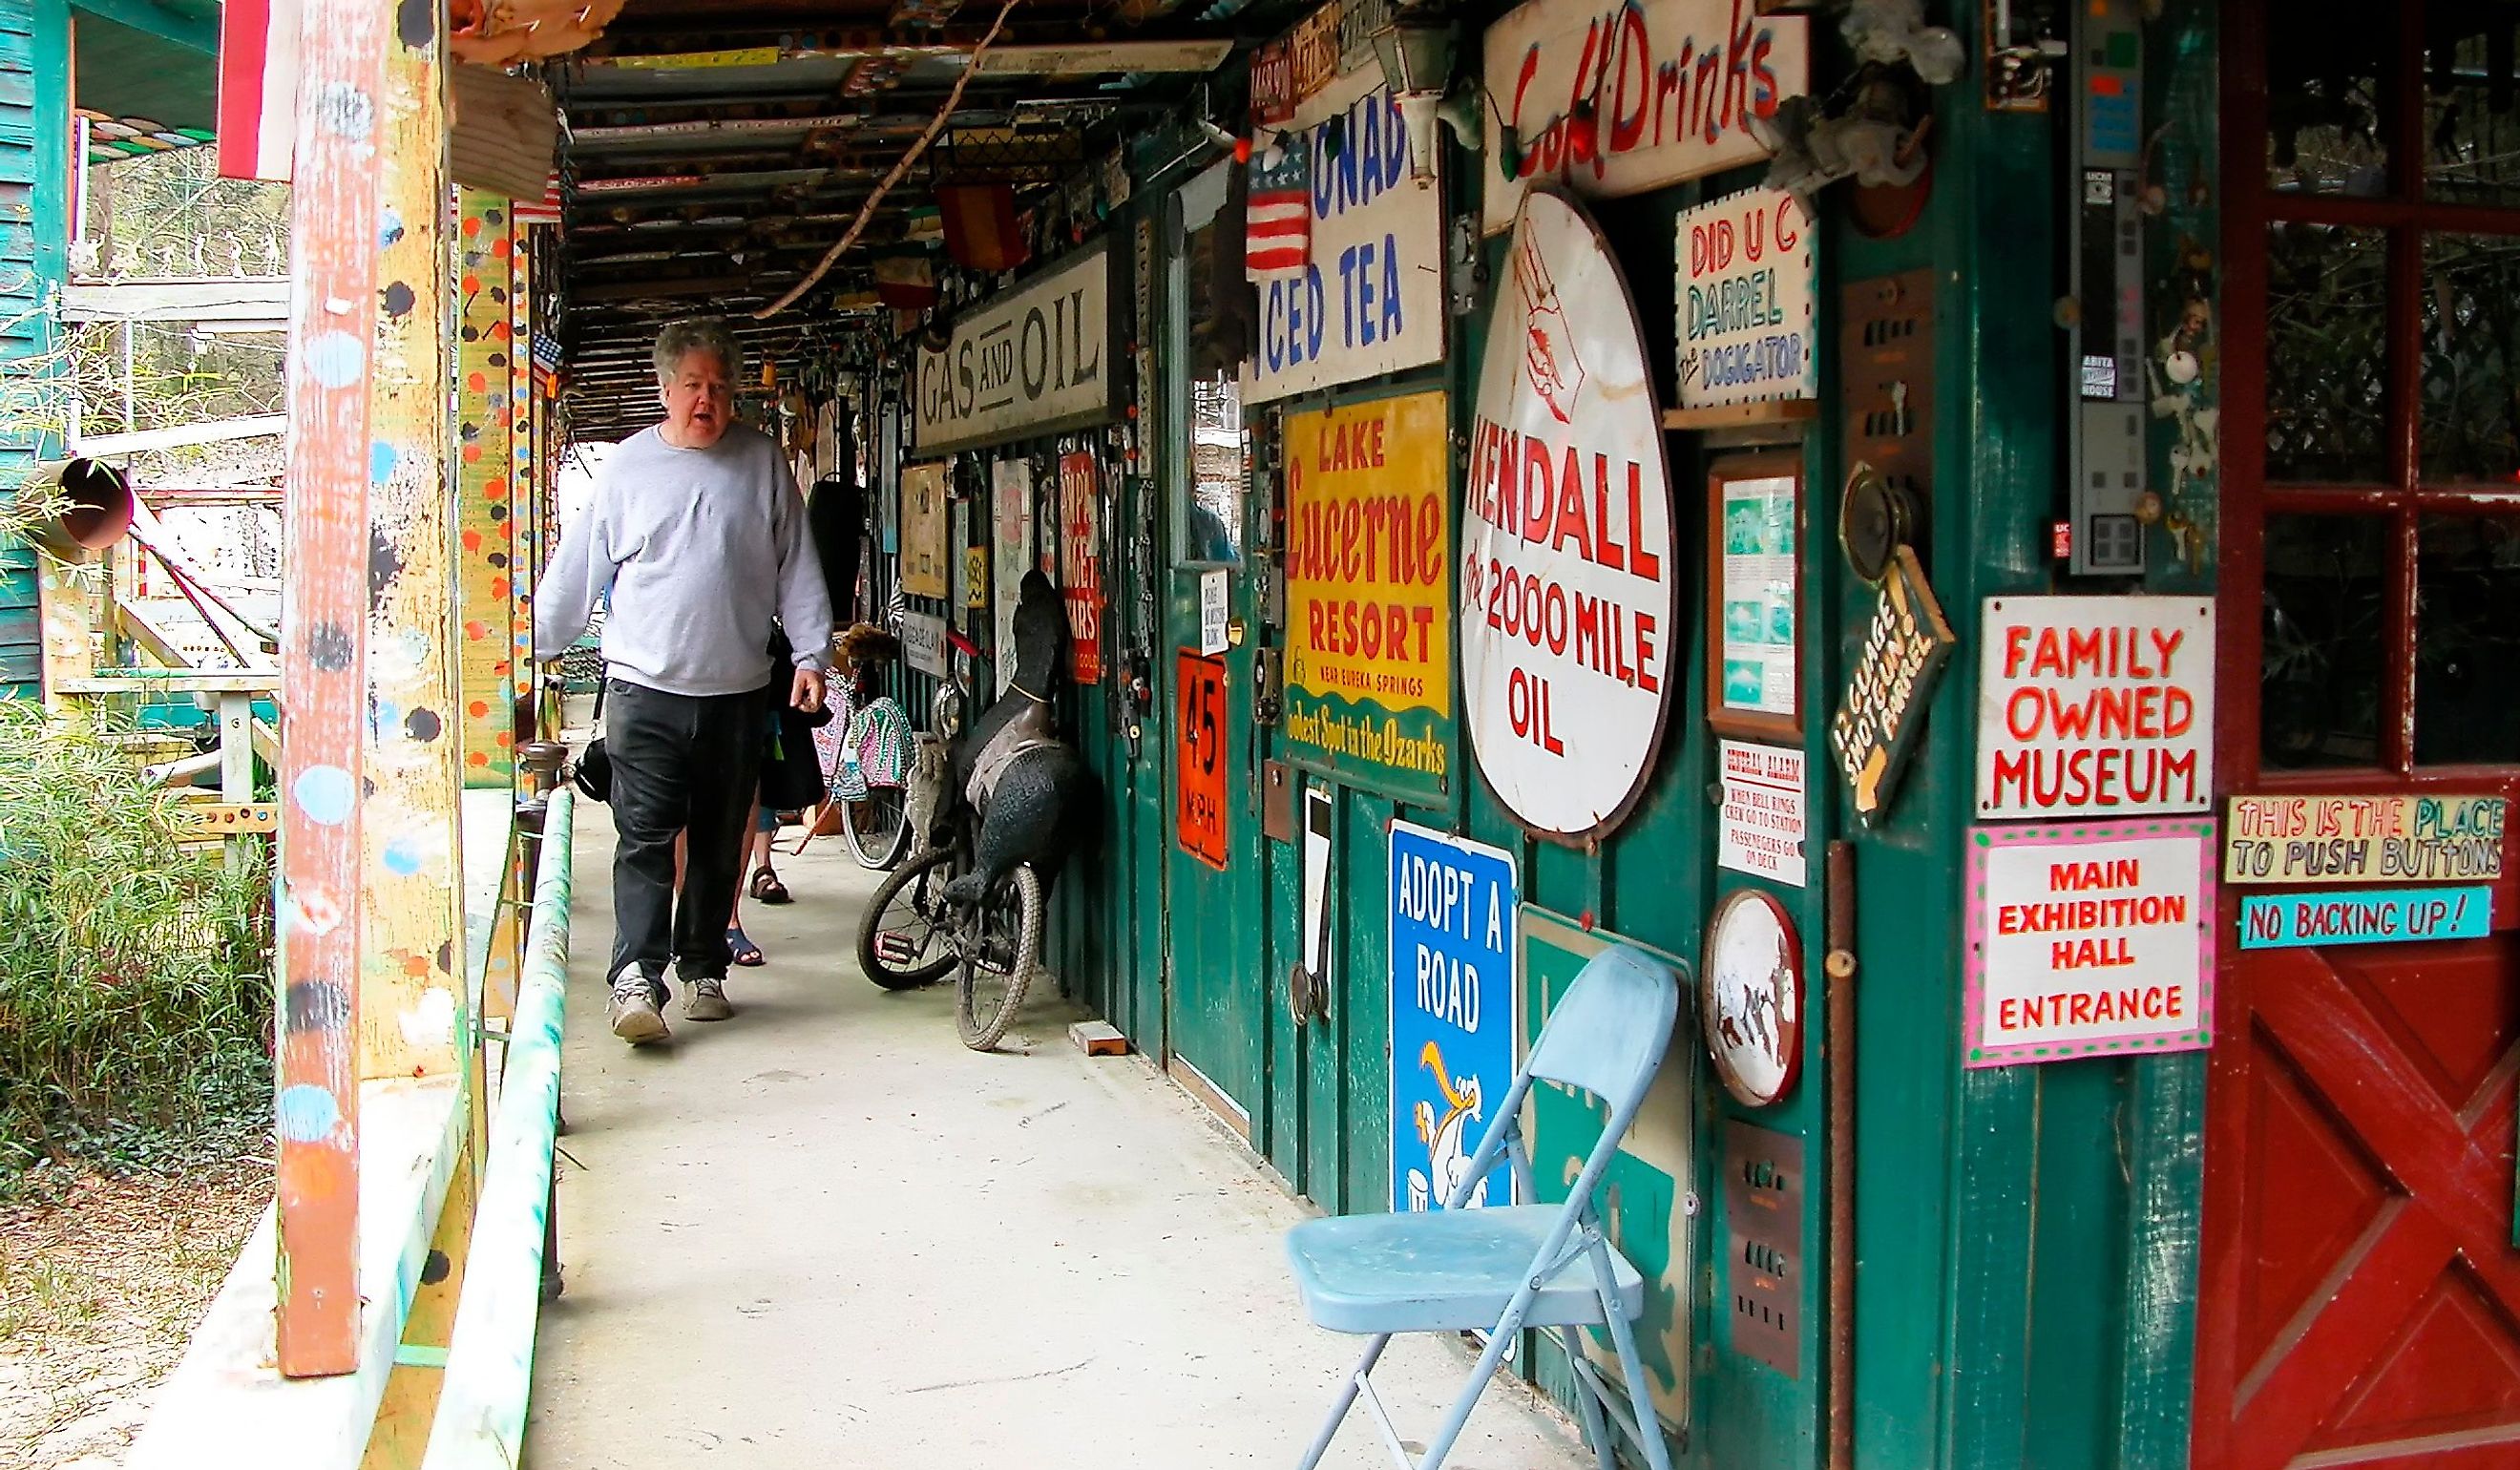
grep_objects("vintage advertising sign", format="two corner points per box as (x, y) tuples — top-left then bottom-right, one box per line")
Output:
(991, 459), (1033, 693)
(1703, 889), (1801, 1107)
(1290, 2), (1341, 102)
(1676, 188), (1816, 409)
(1243, 64), (1447, 405)
(1177, 651), (1230, 868)
(2223, 793), (2508, 884)
(1977, 596), (2216, 818)
(1722, 1121), (1803, 1377)
(1829, 546), (1955, 824)
(898, 461), (951, 598)
(1284, 391), (1453, 801)
(914, 244), (1116, 455)
(1058, 452), (1102, 682)
(1480, 0), (1808, 234)
(1522, 907), (1692, 1425)
(1464, 191), (1677, 839)
(2239, 887), (2493, 950)
(1251, 37), (1295, 126)
(1718, 740), (1807, 886)
(1391, 821), (1519, 1213)
(1964, 820), (2216, 1066)
(898, 609), (948, 680)
(1198, 568), (1229, 656)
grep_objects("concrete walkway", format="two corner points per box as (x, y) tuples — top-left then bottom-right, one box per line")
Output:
(527, 806), (1591, 1469)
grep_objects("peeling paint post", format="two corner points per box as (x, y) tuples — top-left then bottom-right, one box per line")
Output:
(276, 0), (388, 1379)
(359, 0), (463, 1089)
(454, 188), (516, 791)
(507, 239), (535, 744)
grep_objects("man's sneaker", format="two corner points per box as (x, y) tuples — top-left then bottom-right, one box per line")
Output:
(682, 975), (733, 1022)
(607, 977), (669, 1044)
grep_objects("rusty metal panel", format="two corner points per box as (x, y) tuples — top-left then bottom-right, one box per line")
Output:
(1723, 1120), (1805, 1378)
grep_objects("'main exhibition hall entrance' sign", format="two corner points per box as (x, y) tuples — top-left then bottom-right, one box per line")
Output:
(1463, 190), (1677, 839)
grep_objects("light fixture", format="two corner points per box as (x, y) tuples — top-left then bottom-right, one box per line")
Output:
(1370, 5), (1465, 183)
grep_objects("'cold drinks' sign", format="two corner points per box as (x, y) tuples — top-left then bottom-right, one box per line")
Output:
(1976, 597), (2216, 818)
(1463, 191), (1676, 839)
(1480, 0), (1807, 233)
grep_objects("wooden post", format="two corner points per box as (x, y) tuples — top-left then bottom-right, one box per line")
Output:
(275, 0), (386, 1380)
(357, 0), (463, 1090)
(453, 189), (514, 789)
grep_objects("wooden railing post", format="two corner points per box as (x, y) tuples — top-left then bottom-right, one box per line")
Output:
(275, 0), (388, 1379)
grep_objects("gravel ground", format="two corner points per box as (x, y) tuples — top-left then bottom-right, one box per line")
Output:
(0, 1156), (271, 1469)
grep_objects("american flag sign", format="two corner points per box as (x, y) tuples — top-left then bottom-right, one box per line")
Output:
(1246, 142), (1312, 281)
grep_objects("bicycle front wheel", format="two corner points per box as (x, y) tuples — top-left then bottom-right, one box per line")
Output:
(856, 848), (960, 990)
(840, 785), (912, 871)
(956, 865), (1041, 1052)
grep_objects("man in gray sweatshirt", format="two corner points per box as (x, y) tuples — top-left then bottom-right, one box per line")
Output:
(536, 319), (835, 1044)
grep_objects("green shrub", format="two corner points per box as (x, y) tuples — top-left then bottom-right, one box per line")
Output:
(0, 705), (272, 1185)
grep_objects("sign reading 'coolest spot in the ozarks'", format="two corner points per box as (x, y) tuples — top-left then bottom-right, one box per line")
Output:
(1464, 191), (1677, 839)
(1243, 64), (1447, 404)
(1675, 188), (1815, 409)
(1480, 0), (1808, 234)
(1965, 820), (2216, 1067)
(914, 244), (1116, 455)
(1284, 391), (1452, 800)
(1977, 597), (2216, 819)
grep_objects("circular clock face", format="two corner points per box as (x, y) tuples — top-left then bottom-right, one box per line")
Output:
(1701, 889), (1804, 1108)
(1839, 464), (1900, 585)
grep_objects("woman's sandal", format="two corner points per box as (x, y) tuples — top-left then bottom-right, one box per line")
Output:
(726, 926), (766, 966)
(749, 868), (793, 904)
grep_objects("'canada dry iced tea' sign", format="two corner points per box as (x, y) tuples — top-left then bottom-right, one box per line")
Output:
(1284, 390), (1453, 800)
(1463, 191), (1676, 838)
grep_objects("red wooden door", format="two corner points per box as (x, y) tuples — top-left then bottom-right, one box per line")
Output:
(2199, 6), (2520, 1467)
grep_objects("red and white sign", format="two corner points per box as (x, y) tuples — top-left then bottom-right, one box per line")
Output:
(1463, 191), (1676, 838)
(218, 0), (301, 182)
(1480, 0), (1808, 234)
(1059, 452), (1103, 683)
(1717, 740), (1806, 886)
(1977, 596), (2216, 818)
(1965, 820), (2216, 1067)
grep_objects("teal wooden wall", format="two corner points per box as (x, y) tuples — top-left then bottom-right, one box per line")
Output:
(0, 0), (63, 700)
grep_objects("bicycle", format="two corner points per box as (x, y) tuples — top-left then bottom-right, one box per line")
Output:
(847, 620), (1042, 1048)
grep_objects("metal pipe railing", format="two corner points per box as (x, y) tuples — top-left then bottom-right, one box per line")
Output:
(420, 786), (576, 1470)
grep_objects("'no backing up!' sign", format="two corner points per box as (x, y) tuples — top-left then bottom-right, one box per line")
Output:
(1462, 191), (1678, 839)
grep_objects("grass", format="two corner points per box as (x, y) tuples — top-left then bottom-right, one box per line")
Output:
(0, 705), (273, 1193)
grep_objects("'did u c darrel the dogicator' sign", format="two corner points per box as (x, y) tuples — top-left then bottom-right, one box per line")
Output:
(1480, 0), (1808, 234)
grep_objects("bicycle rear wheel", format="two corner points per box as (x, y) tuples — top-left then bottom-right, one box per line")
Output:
(856, 848), (960, 989)
(840, 785), (912, 870)
(956, 864), (1041, 1051)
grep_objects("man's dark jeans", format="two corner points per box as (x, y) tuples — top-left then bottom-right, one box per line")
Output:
(603, 678), (766, 998)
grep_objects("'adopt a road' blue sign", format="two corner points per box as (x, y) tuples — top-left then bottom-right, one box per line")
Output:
(1390, 820), (1519, 1213)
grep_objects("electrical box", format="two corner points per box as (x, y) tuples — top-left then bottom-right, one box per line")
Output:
(2068, 0), (2146, 576)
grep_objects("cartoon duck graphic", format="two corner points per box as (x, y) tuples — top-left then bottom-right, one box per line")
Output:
(1406, 1040), (1489, 1211)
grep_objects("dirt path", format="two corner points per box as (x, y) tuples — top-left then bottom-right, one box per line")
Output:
(0, 1156), (272, 1469)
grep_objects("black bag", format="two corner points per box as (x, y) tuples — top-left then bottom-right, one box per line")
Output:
(758, 707), (826, 812)
(572, 677), (613, 802)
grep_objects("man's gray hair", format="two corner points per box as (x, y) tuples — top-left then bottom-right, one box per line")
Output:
(653, 318), (744, 386)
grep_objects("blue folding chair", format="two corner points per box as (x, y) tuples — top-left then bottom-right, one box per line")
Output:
(1284, 944), (1681, 1470)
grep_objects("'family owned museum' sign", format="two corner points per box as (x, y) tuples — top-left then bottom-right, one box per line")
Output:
(914, 245), (1117, 454)
(1244, 63), (1447, 403)
(1283, 391), (1453, 800)
(1480, 0), (1809, 233)
(1464, 191), (1677, 840)
(1675, 188), (1815, 409)
(1965, 820), (2216, 1067)
(1977, 597), (2216, 818)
